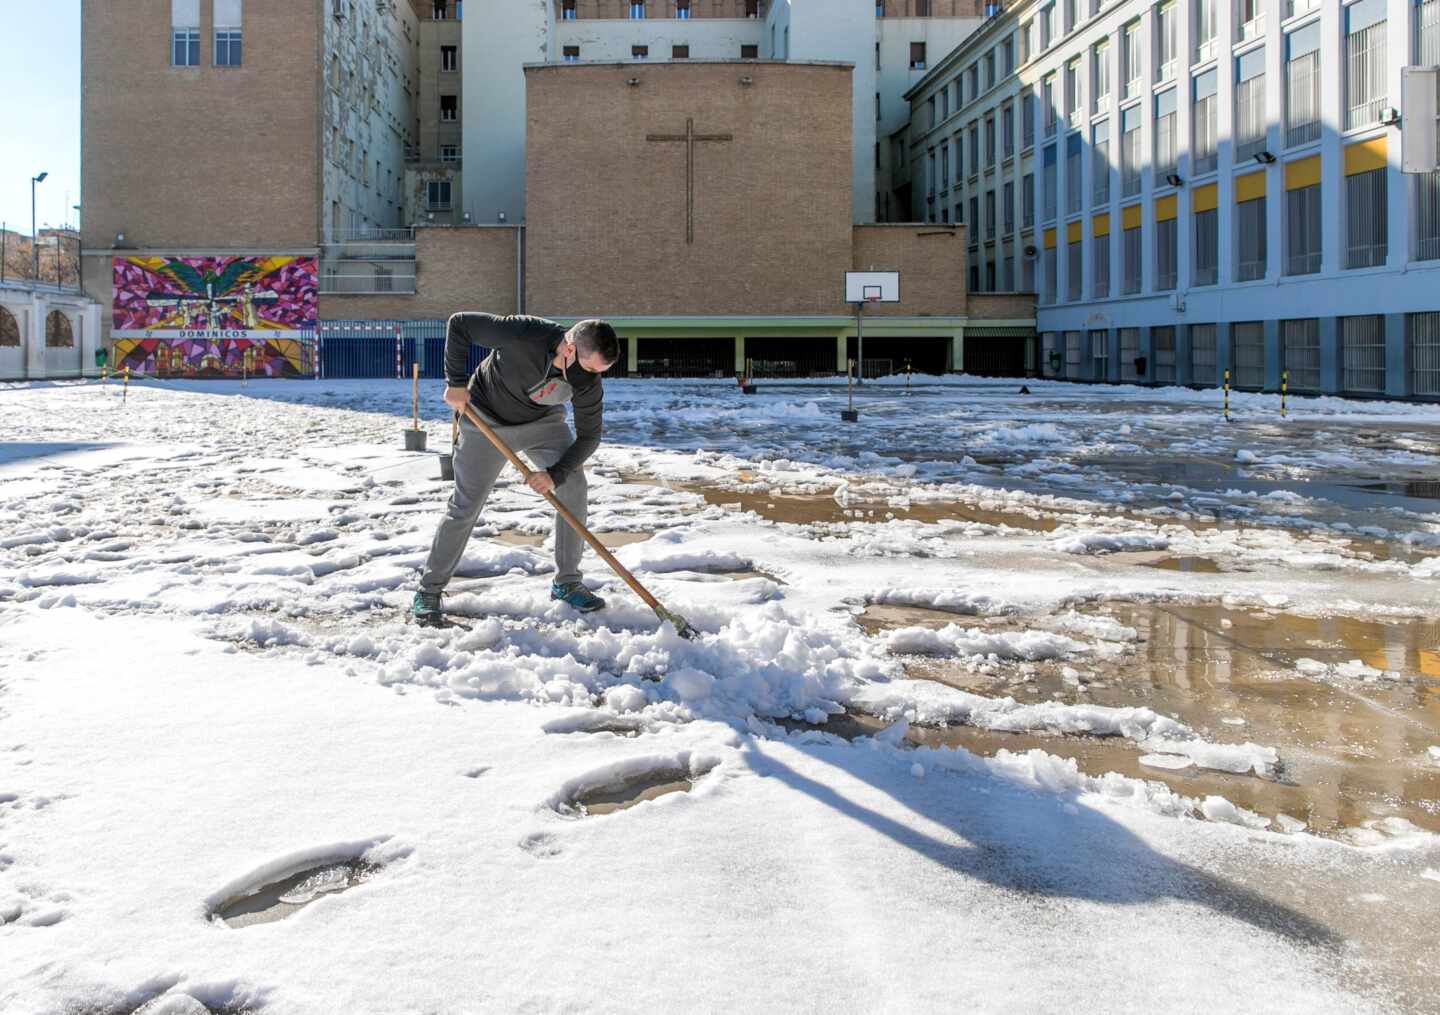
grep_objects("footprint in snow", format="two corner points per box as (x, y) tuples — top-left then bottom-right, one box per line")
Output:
(548, 753), (719, 818)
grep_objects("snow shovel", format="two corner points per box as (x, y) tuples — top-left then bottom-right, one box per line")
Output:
(456, 402), (698, 640)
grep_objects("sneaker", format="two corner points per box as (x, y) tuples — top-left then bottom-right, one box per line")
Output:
(551, 581), (605, 613)
(411, 589), (443, 622)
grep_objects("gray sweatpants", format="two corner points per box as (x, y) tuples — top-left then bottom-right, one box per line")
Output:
(419, 409), (588, 593)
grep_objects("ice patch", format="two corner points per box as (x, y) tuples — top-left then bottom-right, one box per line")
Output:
(865, 587), (1010, 616)
(1139, 754), (1195, 771)
(1050, 531), (1171, 555)
(884, 624), (1088, 661)
(1200, 795), (1271, 830)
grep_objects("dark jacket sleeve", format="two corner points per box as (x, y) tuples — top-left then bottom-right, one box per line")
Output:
(548, 378), (603, 486)
(444, 312), (550, 386)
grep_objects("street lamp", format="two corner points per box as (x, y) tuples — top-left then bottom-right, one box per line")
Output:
(31, 171), (48, 283)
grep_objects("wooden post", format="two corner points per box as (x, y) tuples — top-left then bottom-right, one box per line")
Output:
(412, 362), (420, 430)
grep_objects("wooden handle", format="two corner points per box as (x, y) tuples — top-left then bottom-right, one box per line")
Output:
(456, 403), (664, 612)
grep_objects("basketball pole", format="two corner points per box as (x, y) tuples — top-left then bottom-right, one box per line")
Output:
(855, 298), (864, 386)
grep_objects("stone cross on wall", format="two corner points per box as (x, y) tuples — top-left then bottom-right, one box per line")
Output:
(645, 118), (733, 244)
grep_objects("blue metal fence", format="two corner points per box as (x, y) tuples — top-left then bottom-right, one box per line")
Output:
(314, 320), (486, 380)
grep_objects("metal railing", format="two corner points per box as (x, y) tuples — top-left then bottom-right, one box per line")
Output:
(323, 227), (416, 244)
(1410, 312), (1440, 397)
(1345, 169), (1387, 269)
(1285, 52), (1320, 148)
(1190, 323), (1217, 385)
(1282, 318), (1321, 391)
(1344, 21), (1387, 131)
(1234, 76), (1267, 160)
(1341, 315), (1386, 393)
(1119, 328), (1141, 380)
(320, 272), (418, 294)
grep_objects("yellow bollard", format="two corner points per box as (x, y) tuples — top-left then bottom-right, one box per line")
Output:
(1223, 369), (1230, 423)
(1280, 370), (1288, 419)
(101, 364), (109, 385)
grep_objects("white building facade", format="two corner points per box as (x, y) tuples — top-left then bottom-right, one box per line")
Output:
(462, 0), (982, 226)
(908, 0), (1440, 398)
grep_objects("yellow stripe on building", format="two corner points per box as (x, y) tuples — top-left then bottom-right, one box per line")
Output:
(1155, 194), (1178, 221)
(1345, 136), (1388, 175)
(1285, 155), (1321, 191)
(1066, 220), (1082, 243)
(1092, 213), (1110, 236)
(1121, 204), (1141, 230)
(1192, 182), (1218, 213)
(1235, 171), (1266, 202)
(1044, 227), (1057, 249)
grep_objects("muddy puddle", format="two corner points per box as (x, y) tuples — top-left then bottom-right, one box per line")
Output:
(213, 859), (382, 928)
(856, 599), (1440, 837)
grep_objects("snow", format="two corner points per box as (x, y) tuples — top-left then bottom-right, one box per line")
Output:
(0, 377), (1435, 1013)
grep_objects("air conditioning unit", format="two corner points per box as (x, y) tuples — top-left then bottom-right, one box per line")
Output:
(1378, 106), (1400, 126)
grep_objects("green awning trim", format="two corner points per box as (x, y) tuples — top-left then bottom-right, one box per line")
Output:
(965, 326), (1035, 338)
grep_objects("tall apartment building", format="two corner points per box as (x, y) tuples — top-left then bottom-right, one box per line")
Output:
(906, 0), (1440, 399)
(462, 0), (984, 227)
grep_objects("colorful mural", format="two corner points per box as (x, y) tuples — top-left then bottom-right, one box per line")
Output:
(111, 336), (313, 379)
(111, 255), (317, 378)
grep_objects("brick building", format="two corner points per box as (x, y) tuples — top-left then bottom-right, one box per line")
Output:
(77, 0), (1035, 379)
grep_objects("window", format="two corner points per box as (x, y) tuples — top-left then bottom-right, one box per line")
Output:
(954, 132), (963, 180)
(214, 29), (242, 66)
(1064, 59), (1080, 124)
(928, 96), (937, 128)
(1043, 244), (1057, 303)
(1153, 327), (1177, 381)
(986, 190), (997, 238)
(1154, 89), (1177, 178)
(1091, 329), (1110, 376)
(1235, 49), (1267, 160)
(1093, 229), (1111, 296)
(440, 95), (457, 120)
(1285, 24), (1320, 147)
(985, 116), (996, 165)
(677, 0), (691, 17)
(563, 45), (580, 61)
(1120, 328), (1142, 379)
(969, 122), (979, 175)
(1122, 21), (1141, 98)
(1195, 0), (1216, 61)
(1004, 180), (1016, 231)
(1068, 236), (1083, 300)
(1155, 1), (1176, 81)
(1023, 173), (1035, 226)
(1020, 20), (1032, 63)
(927, 151), (936, 195)
(1237, 192), (1268, 280)
(441, 145), (460, 162)
(1286, 177), (1322, 274)
(441, 45), (458, 71)
(1345, 0), (1388, 130)
(985, 49), (996, 90)
(1022, 246), (1035, 290)
(1004, 243), (1016, 290)
(941, 145), (949, 189)
(1418, 167), (1440, 261)
(1194, 206), (1218, 284)
(1093, 120), (1110, 205)
(1238, 0), (1264, 40)
(1064, 0), (1076, 34)
(1191, 324), (1217, 384)
(172, 29), (200, 66)
(1043, 144), (1058, 220)
(1347, 167), (1388, 268)
(1003, 104), (1015, 158)
(1002, 37), (1015, 75)
(1232, 322), (1265, 387)
(672, 45), (689, 58)
(427, 180), (452, 210)
(1193, 69), (1218, 174)
(1283, 318), (1321, 390)
(1043, 75), (1057, 136)
(970, 197), (981, 244)
(987, 257), (998, 292)
(1092, 40), (1110, 115)
(1421, 0), (1440, 63)
(1342, 316), (1387, 392)
(1022, 92), (1036, 148)
(1041, 3), (1056, 48)
(741, 44), (758, 59)
(1408, 313), (1440, 396)
(1288, 0), (1321, 17)
(1122, 221), (1141, 293)
(911, 42), (928, 69)
(1156, 211), (1177, 290)
(632, 45), (649, 59)
(562, 0), (576, 17)
(1066, 132), (1082, 213)
(629, 1), (646, 18)
(746, 0), (759, 15)
(1120, 104), (1142, 197)
(969, 63), (981, 96)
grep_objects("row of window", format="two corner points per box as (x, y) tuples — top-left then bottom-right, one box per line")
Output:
(561, 43), (758, 60)
(928, 0), (1406, 203)
(171, 28), (242, 67)
(559, 0), (761, 18)
(1041, 313), (1440, 397)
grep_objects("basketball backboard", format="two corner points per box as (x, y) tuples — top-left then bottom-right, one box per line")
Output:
(845, 271), (900, 304)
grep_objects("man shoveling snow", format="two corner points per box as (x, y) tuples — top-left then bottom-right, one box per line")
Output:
(412, 312), (620, 627)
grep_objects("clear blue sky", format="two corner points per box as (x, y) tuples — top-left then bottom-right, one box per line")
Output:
(0, 1), (81, 235)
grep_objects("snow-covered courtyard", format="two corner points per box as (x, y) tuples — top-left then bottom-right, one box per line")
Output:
(2, 376), (1439, 1014)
